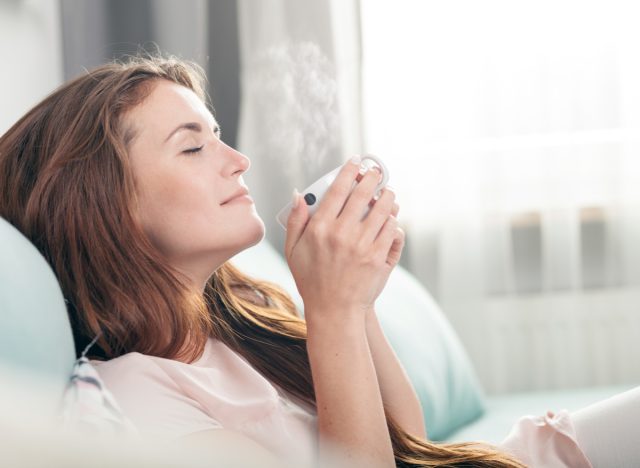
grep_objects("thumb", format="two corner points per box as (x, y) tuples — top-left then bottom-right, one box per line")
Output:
(284, 189), (310, 259)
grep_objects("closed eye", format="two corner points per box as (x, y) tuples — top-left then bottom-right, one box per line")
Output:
(183, 145), (204, 155)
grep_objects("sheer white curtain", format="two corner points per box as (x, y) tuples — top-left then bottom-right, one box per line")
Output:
(236, 0), (362, 250)
(0, 0), (63, 134)
(361, 1), (640, 392)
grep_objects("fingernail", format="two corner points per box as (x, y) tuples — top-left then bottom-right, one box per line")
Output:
(292, 188), (299, 208)
(350, 155), (361, 165)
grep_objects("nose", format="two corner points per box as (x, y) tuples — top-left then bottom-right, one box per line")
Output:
(222, 142), (251, 177)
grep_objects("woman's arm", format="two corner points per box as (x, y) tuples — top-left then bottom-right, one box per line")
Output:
(306, 312), (395, 468)
(365, 309), (427, 439)
(285, 158), (404, 467)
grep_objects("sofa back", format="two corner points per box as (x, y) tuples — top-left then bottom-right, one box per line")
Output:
(0, 217), (75, 401)
(232, 239), (486, 440)
(0, 213), (486, 441)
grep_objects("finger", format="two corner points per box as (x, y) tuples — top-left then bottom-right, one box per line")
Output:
(284, 189), (310, 260)
(314, 156), (363, 220)
(367, 195), (398, 218)
(366, 201), (398, 219)
(386, 228), (405, 267)
(361, 187), (396, 244)
(373, 214), (400, 261)
(337, 168), (384, 225)
(391, 201), (399, 218)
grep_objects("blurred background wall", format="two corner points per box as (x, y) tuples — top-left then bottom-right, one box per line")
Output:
(60, 0), (242, 149)
(0, 0), (241, 147)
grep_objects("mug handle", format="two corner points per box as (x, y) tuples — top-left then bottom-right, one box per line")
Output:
(360, 153), (389, 195)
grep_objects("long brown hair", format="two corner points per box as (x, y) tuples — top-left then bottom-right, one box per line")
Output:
(0, 55), (524, 467)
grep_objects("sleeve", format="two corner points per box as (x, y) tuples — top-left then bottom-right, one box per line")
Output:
(499, 410), (592, 468)
(92, 354), (223, 441)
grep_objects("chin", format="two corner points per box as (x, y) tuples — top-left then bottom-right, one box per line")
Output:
(235, 214), (266, 253)
(247, 215), (266, 247)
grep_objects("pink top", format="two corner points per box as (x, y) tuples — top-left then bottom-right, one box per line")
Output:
(92, 338), (318, 465)
(500, 410), (592, 467)
(93, 337), (592, 467)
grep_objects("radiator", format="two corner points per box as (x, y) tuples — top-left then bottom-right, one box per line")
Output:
(459, 288), (640, 394)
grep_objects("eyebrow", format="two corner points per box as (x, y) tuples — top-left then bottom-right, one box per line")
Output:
(164, 122), (221, 143)
(165, 122), (201, 142)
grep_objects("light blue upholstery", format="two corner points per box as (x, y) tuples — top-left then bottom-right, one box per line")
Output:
(0, 217), (75, 400)
(2, 220), (632, 445)
(374, 267), (485, 440)
(234, 241), (637, 442)
(232, 239), (486, 440)
(231, 239), (303, 311)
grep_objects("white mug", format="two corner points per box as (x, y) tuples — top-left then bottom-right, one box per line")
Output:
(276, 154), (389, 230)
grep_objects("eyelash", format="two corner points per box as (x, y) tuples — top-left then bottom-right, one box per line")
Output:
(183, 145), (204, 155)
(181, 128), (221, 155)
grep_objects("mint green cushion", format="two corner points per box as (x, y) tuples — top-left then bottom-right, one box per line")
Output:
(232, 239), (304, 312)
(0, 217), (75, 400)
(374, 266), (486, 440)
(232, 239), (485, 440)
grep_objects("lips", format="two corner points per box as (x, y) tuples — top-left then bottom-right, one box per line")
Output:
(221, 187), (250, 205)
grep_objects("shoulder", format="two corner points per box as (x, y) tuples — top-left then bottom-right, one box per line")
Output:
(91, 351), (162, 373)
(90, 352), (224, 440)
(92, 352), (174, 391)
(90, 353), (184, 416)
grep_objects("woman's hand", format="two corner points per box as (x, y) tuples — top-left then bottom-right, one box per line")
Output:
(284, 156), (405, 327)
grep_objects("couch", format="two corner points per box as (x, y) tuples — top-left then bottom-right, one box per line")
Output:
(0, 215), (631, 464)
(230, 232), (633, 444)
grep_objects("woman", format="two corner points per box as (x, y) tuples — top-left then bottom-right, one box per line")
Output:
(0, 55), (634, 467)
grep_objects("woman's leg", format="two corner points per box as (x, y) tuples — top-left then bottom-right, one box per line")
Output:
(571, 386), (640, 468)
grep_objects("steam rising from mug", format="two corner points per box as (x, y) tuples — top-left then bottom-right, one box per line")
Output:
(245, 42), (340, 175)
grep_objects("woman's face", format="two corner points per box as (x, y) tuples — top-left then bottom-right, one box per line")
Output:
(124, 79), (265, 290)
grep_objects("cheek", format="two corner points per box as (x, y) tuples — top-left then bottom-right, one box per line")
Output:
(136, 168), (220, 250)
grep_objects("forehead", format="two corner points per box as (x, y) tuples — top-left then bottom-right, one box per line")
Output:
(123, 80), (216, 143)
